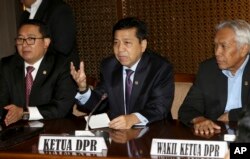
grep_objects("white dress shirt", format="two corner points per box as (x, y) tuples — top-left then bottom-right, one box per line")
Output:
(222, 55), (249, 112)
(24, 57), (44, 120)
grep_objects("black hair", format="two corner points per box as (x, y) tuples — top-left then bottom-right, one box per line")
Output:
(19, 19), (51, 38)
(112, 17), (148, 42)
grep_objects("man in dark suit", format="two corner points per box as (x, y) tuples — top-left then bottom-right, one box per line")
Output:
(0, 19), (76, 126)
(70, 17), (174, 129)
(179, 19), (250, 135)
(20, 0), (79, 63)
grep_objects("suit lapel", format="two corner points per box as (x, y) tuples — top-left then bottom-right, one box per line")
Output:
(34, 0), (49, 21)
(111, 64), (125, 114)
(30, 53), (54, 101)
(14, 56), (26, 106)
(242, 59), (250, 107)
(129, 53), (149, 112)
(21, 10), (30, 21)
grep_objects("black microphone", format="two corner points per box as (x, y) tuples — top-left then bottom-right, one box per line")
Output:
(85, 93), (108, 131)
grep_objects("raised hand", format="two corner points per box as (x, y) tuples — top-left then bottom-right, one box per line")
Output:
(70, 61), (87, 91)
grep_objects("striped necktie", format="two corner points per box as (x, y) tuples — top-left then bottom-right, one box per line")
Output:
(25, 66), (35, 106)
(125, 69), (134, 114)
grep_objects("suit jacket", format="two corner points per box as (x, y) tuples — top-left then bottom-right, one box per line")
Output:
(78, 50), (174, 124)
(20, 0), (79, 64)
(0, 51), (77, 120)
(178, 57), (250, 125)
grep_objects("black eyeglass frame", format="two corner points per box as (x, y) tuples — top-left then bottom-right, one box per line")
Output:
(15, 37), (44, 45)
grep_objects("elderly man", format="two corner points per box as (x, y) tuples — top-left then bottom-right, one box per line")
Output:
(179, 19), (250, 135)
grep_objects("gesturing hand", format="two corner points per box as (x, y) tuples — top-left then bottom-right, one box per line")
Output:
(70, 61), (87, 91)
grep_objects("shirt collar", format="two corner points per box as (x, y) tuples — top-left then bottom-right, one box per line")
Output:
(24, 56), (44, 71)
(25, 0), (42, 14)
(222, 54), (249, 78)
(123, 59), (141, 72)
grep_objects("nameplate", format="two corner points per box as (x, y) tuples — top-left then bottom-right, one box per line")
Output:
(150, 138), (228, 158)
(38, 134), (107, 153)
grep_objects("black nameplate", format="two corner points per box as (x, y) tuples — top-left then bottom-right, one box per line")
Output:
(230, 143), (250, 159)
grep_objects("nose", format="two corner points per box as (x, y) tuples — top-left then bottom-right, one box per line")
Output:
(117, 43), (125, 52)
(22, 38), (32, 46)
(215, 46), (222, 56)
(22, 40), (29, 46)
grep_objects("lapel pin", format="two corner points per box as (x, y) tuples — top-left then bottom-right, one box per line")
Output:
(244, 81), (248, 86)
(135, 81), (139, 85)
(43, 70), (47, 75)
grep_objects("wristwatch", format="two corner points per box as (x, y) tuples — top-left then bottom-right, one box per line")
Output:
(22, 111), (30, 120)
(79, 87), (89, 94)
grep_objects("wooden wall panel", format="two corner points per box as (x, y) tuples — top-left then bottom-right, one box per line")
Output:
(65, 0), (118, 77)
(65, 0), (250, 77)
(122, 0), (250, 74)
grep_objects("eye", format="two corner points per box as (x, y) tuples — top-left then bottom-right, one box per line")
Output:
(124, 41), (132, 46)
(27, 37), (35, 42)
(221, 44), (228, 50)
(16, 38), (23, 41)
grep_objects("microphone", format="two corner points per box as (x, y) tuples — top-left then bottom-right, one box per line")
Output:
(75, 93), (108, 136)
(85, 93), (108, 131)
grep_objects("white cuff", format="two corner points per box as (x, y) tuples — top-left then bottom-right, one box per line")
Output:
(28, 106), (43, 120)
(133, 112), (148, 126)
(75, 88), (91, 105)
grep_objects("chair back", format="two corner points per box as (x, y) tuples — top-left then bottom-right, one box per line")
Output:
(171, 73), (195, 119)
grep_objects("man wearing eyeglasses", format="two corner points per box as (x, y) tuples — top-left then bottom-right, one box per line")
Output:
(19, 0), (79, 64)
(0, 19), (76, 126)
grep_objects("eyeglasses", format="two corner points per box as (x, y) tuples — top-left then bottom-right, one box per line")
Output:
(15, 37), (44, 45)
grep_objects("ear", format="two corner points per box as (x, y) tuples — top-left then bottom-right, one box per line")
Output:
(141, 39), (147, 53)
(240, 44), (250, 57)
(44, 38), (51, 49)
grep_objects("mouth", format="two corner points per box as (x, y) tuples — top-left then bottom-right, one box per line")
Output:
(118, 55), (128, 61)
(216, 58), (223, 64)
(22, 50), (32, 55)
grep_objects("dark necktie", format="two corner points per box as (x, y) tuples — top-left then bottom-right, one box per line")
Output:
(125, 69), (134, 114)
(26, 66), (35, 106)
(22, 10), (30, 21)
(128, 140), (140, 157)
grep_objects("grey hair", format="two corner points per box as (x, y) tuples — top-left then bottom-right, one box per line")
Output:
(216, 19), (250, 49)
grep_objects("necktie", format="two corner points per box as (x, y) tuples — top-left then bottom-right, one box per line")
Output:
(125, 69), (134, 114)
(23, 10), (30, 19)
(26, 66), (35, 106)
(128, 140), (140, 157)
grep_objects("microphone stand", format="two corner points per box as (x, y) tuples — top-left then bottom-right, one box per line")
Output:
(85, 93), (108, 131)
(75, 93), (108, 136)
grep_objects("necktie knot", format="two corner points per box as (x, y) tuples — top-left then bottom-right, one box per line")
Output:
(26, 66), (35, 74)
(126, 69), (134, 78)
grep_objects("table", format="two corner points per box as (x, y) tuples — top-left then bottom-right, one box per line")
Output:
(0, 117), (236, 159)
